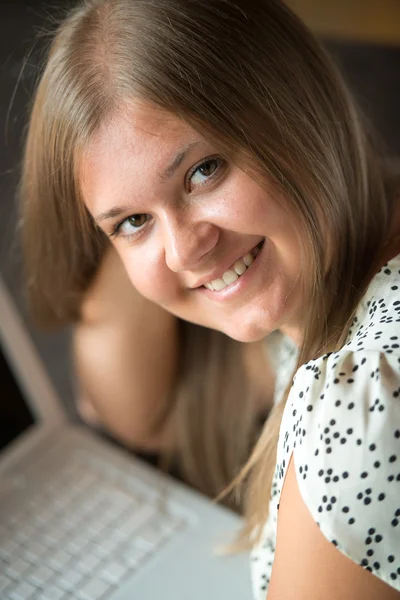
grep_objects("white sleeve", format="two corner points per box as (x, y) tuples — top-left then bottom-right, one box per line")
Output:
(289, 349), (400, 591)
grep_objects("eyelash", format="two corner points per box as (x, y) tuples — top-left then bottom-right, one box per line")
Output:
(109, 155), (225, 240)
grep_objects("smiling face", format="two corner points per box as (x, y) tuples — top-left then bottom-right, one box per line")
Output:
(81, 102), (305, 342)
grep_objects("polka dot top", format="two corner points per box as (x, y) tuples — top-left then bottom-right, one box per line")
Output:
(251, 253), (400, 598)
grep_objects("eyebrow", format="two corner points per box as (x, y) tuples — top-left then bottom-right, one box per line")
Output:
(94, 140), (201, 224)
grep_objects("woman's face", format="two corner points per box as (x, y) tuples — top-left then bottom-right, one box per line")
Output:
(81, 103), (304, 342)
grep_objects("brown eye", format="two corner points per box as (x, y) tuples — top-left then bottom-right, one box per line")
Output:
(111, 213), (149, 239)
(127, 214), (147, 228)
(198, 160), (218, 177)
(188, 157), (223, 191)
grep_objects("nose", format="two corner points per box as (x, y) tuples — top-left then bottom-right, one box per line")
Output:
(163, 215), (219, 273)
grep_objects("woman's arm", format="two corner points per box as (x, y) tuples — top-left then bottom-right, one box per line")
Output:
(268, 457), (400, 600)
(73, 245), (179, 452)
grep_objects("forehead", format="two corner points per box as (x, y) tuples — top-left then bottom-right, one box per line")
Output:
(80, 102), (203, 211)
(84, 102), (199, 168)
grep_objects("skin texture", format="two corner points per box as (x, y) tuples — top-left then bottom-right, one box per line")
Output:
(81, 102), (304, 344)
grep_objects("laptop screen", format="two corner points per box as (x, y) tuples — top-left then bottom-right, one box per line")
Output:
(0, 345), (35, 452)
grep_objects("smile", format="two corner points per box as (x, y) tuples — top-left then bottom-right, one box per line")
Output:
(204, 240), (264, 291)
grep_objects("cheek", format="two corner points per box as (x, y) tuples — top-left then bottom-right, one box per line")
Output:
(119, 250), (178, 304)
(220, 178), (267, 224)
(221, 174), (281, 235)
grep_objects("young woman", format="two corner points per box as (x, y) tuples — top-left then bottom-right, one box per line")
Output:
(20, 0), (400, 598)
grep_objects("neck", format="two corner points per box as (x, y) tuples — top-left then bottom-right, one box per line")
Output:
(279, 323), (302, 348)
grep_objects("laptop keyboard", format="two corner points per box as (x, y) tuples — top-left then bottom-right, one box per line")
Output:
(0, 453), (186, 600)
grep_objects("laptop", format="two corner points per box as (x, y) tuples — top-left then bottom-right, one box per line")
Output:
(0, 277), (250, 600)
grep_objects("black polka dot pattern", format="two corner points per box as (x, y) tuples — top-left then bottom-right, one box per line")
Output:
(250, 254), (400, 599)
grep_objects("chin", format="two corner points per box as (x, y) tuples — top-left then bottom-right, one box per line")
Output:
(219, 320), (274, 343)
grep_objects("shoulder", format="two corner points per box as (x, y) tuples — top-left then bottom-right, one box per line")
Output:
(282, 345), (400, 590)
(288, 252), (400, 464)
(289, 251), (400, 424)
(344, 253), (400, 354)
(269, 257), (400, 596)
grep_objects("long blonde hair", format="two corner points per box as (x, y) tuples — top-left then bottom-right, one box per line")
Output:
(20, 0), (397, 549)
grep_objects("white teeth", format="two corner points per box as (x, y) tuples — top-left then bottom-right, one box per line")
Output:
(212, 278), (227, 291)
(222, 270), (239, 285)
(204, 242), (262, 291)
(243, 253), (254, 267)
(234, 260), (247, 276)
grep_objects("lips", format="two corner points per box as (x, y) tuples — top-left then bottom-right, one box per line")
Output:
(190, 239), (265, 289)
(204, 241), (264, 291)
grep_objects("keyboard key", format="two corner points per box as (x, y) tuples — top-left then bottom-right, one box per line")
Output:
(56, 567), (84, 591)
(34, 585), (67, 600)
(0, 538), (19, 560)
(64, 537), (91, 556)
(72, 547), (103, 574)
(76, 472), (99, 490)
(7, 581), (37, 600)
(5, 557), (31, 579)
(41, 528), (66, 548)
(76, 519), (106, 541)
(86, 507), (116, 529)
(26, 510), (48, 528)
(0, 574), (13, 594)
(59, 512), (82, 529)
(120, 543), (148, 567)
(22, 541), (48, 563)
(13, 521), (37, 541)
(114, 504), (157, 537)
(98, 559), (128, 584)
(76, 577), (111, 600)
(77, 493), (101, 511)
(27, 565), (55, 587)
(91, 537), (119, 559)
(108, 490), (132, 509)
(135, 523), (165, 548)
(54, 515), (75, 534)
(47, 549), (72, 570)
(50, 495), (69, 513)
(159, 512), (184, 532)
